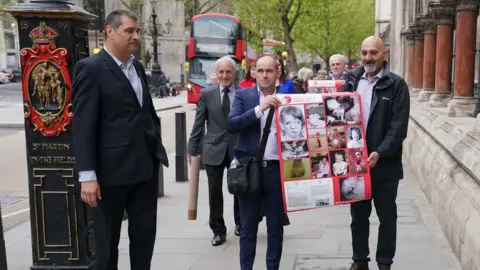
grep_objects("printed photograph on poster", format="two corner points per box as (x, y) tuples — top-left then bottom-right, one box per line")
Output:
(282, 140), (309, 159)
(324, 96), (361, 126)
(339, 176), (366, 202)
(310, 151), (330, 178)
(283, 158), (311, 180)
(327, 127), (346, 149)
(305, 104), (325, 129)
(330, 150), (349, 176)
(308, 129), (327, 151)
(279, 105), (307, 141)
(347, 126), (364, 148)
(347, 148), (367, 174)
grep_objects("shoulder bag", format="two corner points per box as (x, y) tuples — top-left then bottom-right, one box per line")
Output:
(227, 107), (275, 197)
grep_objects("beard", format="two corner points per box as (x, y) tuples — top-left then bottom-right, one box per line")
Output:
(364, 63), (376, 73)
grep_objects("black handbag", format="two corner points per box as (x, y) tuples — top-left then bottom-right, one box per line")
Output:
(227, 108), (275, 197)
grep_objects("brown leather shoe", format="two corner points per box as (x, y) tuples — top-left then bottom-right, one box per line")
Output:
(349, 263), (369, 270)
(378, 264), (391, 270)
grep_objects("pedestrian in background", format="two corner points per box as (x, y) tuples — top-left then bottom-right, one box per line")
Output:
(187, 56), (241, 246)
(293, 67), (314, 93)
(239, 61), (256, 88)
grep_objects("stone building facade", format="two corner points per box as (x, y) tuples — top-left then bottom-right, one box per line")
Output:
(379, 1), (480, 270)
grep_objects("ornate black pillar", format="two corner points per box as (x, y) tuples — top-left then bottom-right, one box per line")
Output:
(4, 0), (97, 269)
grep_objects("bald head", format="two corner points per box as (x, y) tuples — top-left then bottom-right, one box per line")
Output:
(362, 36), (385, 51)
(255, 55), (280, 91)
(360, 36), (387, 76)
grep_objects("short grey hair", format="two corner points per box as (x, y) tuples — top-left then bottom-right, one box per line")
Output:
(297, 67), (313, 83)
(329, 54), (347, 66)
(105, 9), (138, 31)
(214, 56), (236, 71)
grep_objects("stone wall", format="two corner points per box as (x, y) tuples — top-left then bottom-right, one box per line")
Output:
(404, 100), (480, 270)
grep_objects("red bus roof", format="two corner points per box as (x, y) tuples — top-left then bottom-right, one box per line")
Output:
(191, 13), (240, 23)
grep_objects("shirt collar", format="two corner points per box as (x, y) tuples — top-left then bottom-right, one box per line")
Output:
(257, 85), (277, 95)
(220, 83), (235, 93)
(361, 69), (383, 80)
(103, 47), (135, 68)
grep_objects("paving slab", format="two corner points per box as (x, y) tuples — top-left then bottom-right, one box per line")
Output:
(4, 157), (462, 270)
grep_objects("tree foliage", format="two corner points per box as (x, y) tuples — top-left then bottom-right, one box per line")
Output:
(295, 0), (375, 69)
(233, 0), (374, 71)
(184, 0), (232, 28)
(233, 0), (313, 72)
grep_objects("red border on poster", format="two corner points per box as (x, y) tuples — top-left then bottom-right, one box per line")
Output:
(275, 91), (372, 212)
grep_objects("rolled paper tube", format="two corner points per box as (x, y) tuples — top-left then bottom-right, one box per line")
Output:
(187, 155), (201, 220)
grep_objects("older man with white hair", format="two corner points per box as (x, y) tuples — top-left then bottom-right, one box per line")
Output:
(187, 56), (241, 246)
(328, 54), (347, 80)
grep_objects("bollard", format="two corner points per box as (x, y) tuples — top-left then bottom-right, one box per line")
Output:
(0, 202), (8, 269)
(175, 112), (188, 182)
(158, 116), (165, 197)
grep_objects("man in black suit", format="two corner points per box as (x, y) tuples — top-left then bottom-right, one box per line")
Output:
(187, 56), (241, 246)
(72, 10), (168, 270)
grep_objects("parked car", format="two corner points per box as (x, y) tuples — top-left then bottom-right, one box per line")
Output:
(0, 72), (10, 84)
(9, 69), (21, 83)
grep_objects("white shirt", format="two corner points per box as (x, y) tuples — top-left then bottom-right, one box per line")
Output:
(254, 86), (279, 160)
(356, 69), (383, 129)
(79, 48), (142, 183)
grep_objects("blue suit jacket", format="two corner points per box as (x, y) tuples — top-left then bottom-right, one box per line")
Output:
(227, 86), (264, 159)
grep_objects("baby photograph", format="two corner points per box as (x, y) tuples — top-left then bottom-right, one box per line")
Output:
(283, 158), (311, 181)
(327, 127), (346, 149)
(308, 129), (327, 152)
(305, 104), (325, 129)
(279, 105), (307, 141)
(282, 140), (309, 160)
(310, 151), (330, 178)
(347, 148), (367, 174)
(324, 95), (361, 127)
(330, 150), (349, 176)
(339, 176), (366, 202)
(347, 126), (364, 148)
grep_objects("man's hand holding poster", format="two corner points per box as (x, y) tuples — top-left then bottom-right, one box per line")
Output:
(275, 92), (372, 212)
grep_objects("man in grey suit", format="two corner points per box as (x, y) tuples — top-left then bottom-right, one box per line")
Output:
(187, 56), (240, 246)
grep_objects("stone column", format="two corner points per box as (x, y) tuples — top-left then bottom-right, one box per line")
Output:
(429, 0), (456, 107)
(411, 19), (425, 98)
(447, 0), (480, 117)
(404, 28), (416, 88)
(418, 12), (437, 102)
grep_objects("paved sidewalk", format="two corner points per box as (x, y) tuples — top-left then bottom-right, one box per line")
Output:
(5, 156), (462, 269)
(0, 91), (188, 127)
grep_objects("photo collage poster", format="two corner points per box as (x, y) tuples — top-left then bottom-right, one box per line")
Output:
(275, 92), (372, 212)
(308, 80), (345, 94)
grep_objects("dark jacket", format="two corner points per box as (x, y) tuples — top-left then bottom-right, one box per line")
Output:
(72, 50), (168, 186)
(342, 63), (410, 181)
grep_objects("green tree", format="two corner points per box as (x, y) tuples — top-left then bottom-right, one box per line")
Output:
(295, 0), (374, 70)
(233, 0), (312, 72)
(184, 0), (233, 28)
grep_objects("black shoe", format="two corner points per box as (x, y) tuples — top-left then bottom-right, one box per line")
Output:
(211, 234), (226, 246)
(234, 225), (240, 236)
(378, 264), (391, 270)
(349, 263), (369, 270)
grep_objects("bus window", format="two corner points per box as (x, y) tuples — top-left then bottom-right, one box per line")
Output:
(193, 17), (239, 39)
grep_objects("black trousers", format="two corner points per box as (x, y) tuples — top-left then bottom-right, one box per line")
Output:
(93, 162), (159, 270)
(204, 154), (240, 235)
(350, 179), (399, 266)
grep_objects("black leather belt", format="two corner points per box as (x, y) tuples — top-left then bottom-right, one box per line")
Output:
(261, 160), (279, 168)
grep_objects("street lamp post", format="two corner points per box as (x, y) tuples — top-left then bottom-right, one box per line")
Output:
(148, 0), (172, 82)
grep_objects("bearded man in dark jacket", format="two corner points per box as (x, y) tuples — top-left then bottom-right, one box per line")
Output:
(341, 36), (410, 270)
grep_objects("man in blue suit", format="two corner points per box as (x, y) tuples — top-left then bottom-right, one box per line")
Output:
(227, 56), (284, 270)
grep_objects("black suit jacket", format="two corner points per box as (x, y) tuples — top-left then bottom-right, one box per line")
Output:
(72, 49), (168, 186)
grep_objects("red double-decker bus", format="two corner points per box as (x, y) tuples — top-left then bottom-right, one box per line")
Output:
(186, 13), (261, 104)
